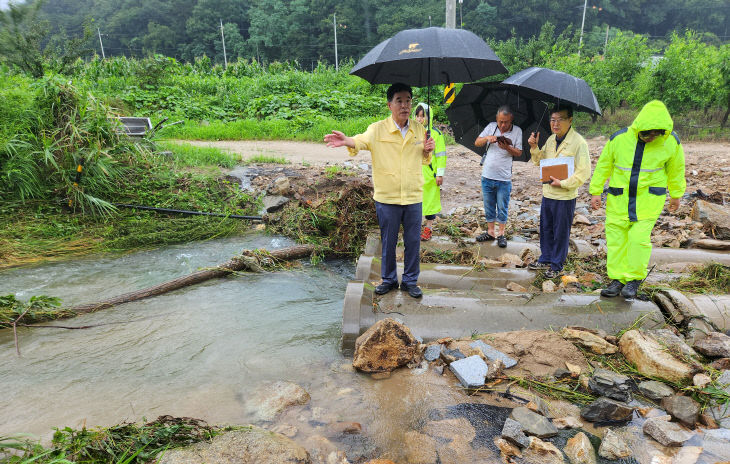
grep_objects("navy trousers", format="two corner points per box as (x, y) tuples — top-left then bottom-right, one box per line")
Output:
(538, 197), (576, 272)
(375, 201), (422, 286)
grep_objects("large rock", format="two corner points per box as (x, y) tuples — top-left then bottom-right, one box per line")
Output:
(661, 395), (700, 428)
(564, 432), (596, 464)
(449, 355), (488, 387)
(522, 436), (566, 464)
(598, 429), (632, 460)
(693, 332), (730, 358)
(158, 427), (310, 464)
(692, 199), (730, 240)
(587, 368), (632, 402)
(638, 380), (675, 401)
(262, 194), (290, 212)
(560, 328), (617, 355)
(618, 330), (694, 383)
(244, 381), (310, 422)
(352, 318), (418, 372)
(580, 397), (634, 423)
(510, 407), (558, 438)
(642, 416), (694, 447)
(501, 417), (530, 448)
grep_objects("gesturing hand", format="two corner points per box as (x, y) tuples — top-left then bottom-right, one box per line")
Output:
(324, 130), (347, 148)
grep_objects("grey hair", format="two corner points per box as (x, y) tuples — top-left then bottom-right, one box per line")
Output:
(497, 105), (513, 117)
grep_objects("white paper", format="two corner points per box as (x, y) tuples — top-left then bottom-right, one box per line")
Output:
(540, 156), (574, 179)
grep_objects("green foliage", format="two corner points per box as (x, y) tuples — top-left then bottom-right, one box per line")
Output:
(155, 141), (240, 167)
(0, 294), (73, 329)
(242, 155), (289, 165)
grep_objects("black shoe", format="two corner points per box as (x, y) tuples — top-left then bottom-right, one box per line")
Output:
(476, 232), (495, 242)
(601, 279), (624, 297)
(375, 281), (398, 295)
(400, 283), (423, 298)
(544, 269), (560, 279)
(621, 280), (641, 299)
(497, 235), (508, 248)
(528, 262), (550, 270)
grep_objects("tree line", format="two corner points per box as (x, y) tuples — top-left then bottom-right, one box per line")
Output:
(4, 0), (729, 66)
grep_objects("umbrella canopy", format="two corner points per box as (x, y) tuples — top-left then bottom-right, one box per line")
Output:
(446, 82), (551, 162)
(502, 67), (602, 116)
(350, 27), (507, 87)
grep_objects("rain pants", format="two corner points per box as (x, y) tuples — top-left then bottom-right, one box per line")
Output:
(416, 103), (447, 216)
(589, 100), (686, 283)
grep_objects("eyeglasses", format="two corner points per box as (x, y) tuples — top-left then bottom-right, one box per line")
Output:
(392, 100), (412, 107)
(549, 117), (570, 124)
(639, 129), (665, 138)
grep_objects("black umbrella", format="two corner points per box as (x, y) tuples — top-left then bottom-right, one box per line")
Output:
(445, 82), (551, 162)
(501, 67), (602, 116)
(351, 27), (507, 130)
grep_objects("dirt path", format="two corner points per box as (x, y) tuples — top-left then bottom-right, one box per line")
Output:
(176, 138), (729, 215)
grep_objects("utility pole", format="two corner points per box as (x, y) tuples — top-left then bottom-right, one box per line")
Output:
(459, 0), (463, 28)
(333, 13), (338, 71)
(429, 16), (432, 27)
(604, 24), (610, 56)
(578, 0), (587, 57)
(446, 0), (456, 28)
(220, 19), (228, 68)
(97, 27), (105, 59)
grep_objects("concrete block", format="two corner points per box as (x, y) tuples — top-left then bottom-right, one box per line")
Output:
(449, 355), (488, 388)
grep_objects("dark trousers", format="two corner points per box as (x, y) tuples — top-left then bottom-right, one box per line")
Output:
(538, 197), (576, 272)
(375, 201), (422, 286)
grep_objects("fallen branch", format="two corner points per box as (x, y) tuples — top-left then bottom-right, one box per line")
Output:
(68, 244), (316, 314)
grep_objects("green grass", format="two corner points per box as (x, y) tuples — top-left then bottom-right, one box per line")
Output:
(242, 155), (290, 165)
(155, 141), (240, 168)
(158, 116), (379, 142)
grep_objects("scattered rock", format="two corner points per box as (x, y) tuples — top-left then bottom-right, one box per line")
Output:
(587, 368), (632, 402)
(554, 368), (572, 379)
(158, 427), (310, 464)
(661, 395), (700, 428)
(424, 344), (442, 362)
(560, 275), (580, 286)
(565, 362), (582, 376)
(638, 380), (675, 401)
(578, 272), (602, 287)
(692, 199), (730, 240)
(449, 355), (488, 387)
(711, 358), (730, 370)
(244, 381), (311, 422)
(441, 348), (466, 363)
(699, 412), (719, 429)
(648, 328), (699, 359)
(560, 327), (618, 355)
(542, 280), (557, 293)
(499, 253), (524, 267)
(272, 176), (290, 194)
(564, 432), (596, 464)
(510, 407), (558, 438)
(495, 437), (522, 458)
(618, 330), (694, 383)
(485, 358), (505, 380)
(522, 436), (566, 464)
(642, 416), (694, 447)
(470, 340), (518, 368)
(672, 446), (703, 464)
(598, 429), (632, 460)
(507, 281), (528, 292)
(262, 195), (290, 212)
(693, 238), (730, 250)
(352, 318), (418, 373)
(693, 373), (711, 388)
(552, 416), (583, 429)
(573, 214), (592, 225)
(580, 397), (634, 423)
(693, 332), (730, 358)
(403, 431), (438, 464)
(501, 417), (530, 448)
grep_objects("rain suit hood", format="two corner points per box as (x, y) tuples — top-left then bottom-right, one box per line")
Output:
(415, 102), (434, 129)
(630, 100), (674, 140)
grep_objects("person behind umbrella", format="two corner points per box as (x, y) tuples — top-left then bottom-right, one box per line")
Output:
(413, 103), (447, 241)
(323, 83), (435, 299)
(527, 105), (592, 279)
(589, 100), (685, 299)
(474, 106), (523, 248)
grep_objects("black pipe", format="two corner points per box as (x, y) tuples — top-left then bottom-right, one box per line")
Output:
(114, 203), (263, 220)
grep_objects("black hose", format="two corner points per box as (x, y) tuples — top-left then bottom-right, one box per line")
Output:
(114, 203), (263, 220)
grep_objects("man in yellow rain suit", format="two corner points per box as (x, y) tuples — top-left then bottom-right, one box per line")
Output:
(414, 103), (447, 241)
(589, 100), (685, 299)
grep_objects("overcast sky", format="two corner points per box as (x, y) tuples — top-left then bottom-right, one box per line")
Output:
(0, 0), (11, 10)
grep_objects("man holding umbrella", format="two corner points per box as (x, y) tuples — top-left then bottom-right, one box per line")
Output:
(527, 106), (592, 279)
(324, 83), (435, 298)
(589, 100), (685, 299)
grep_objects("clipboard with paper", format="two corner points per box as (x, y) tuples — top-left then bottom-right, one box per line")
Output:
(540, 157), (574, 183)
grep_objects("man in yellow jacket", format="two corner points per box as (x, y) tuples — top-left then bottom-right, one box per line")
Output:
(589, 100), (685, 299)
(324, 83), (434, 298)
(528, 106), (592, 279)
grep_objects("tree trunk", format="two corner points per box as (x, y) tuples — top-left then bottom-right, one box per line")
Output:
(69, 245), (316, 313)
